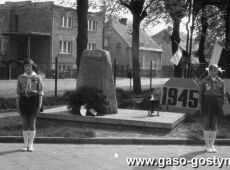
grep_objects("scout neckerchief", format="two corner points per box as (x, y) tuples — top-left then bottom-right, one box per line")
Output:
(22, 71), (37, 96)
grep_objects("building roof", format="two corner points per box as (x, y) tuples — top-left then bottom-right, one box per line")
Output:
(152, 28), (214, 63)
(152, 28), (198, 51)
(111, 21), (163, 52)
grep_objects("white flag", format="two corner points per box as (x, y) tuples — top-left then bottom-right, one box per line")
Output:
(210, 42), (222, 65)
(170, 47), (182, 65)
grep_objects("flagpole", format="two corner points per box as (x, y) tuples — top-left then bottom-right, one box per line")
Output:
(186, 0), (192, 78)
(187, 0), (195, 78)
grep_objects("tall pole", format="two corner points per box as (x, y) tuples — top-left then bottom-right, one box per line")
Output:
(8, 63), (11, 80)
(150, 60), (152, 90)
(102, 0), (106, 50)
(55, 57), (58, 97)
(185, 0), (192, 78)
(187, 0), (195, 78)
(27, 35), (31, 59)
(113, 58), (116, 86)
(225, 6), (230, 78)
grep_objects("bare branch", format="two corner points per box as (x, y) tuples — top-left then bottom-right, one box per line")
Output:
(142, 0), (155, 13)
(119, 0), (132, 11)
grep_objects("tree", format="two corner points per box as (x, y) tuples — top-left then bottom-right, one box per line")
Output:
(143, 0), (189, 77)
(119, 0), (155, 94)
(93, 0), (128, 22)
(164, 0), (189, 77)
(194, 5), (225, 64)
(197, 6), (208, 64)
(76, 0), (88, 74)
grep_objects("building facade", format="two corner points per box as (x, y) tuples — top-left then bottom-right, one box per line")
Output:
(0, 1), (103, 78)
(104, 18), (163, 77)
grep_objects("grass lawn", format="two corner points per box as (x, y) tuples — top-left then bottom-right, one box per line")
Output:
(0, 116), (95, 138)
(0, 115), (230, 139)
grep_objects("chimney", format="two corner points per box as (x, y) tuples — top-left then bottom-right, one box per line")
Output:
(119, 18), (127, 25)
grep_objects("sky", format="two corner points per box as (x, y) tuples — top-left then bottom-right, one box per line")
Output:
(0, 0), (188, 35)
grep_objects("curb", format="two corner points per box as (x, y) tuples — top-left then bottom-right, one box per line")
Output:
(1, 136), (230, 145)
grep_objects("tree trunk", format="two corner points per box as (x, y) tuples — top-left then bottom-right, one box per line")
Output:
(132, 14), (142, 94)
(198, 8), (207, 64)
(77, 0), (88, 74)
(224, 7), (230, 78)
(171, 18), (181, 77)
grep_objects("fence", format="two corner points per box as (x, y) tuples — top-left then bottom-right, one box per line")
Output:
(0, 59), (230, 98)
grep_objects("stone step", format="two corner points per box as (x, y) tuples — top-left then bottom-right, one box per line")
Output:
(38, 106), (186, 130)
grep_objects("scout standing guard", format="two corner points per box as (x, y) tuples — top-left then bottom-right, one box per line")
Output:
(16, 59), (44, 152)
(199, 64), (225, 153)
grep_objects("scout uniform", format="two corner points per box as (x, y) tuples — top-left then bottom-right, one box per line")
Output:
(199, 64), (225, 153)
(16, 71), (44, 115)
(199, 75), (224, 122)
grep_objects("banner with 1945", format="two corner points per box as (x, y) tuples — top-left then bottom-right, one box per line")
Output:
(161, 86), (199, 110)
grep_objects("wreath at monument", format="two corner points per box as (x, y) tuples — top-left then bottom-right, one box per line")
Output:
(67, 87), (109, 116)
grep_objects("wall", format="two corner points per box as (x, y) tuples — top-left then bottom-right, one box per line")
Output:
(87, 13), (103, 51)
(104, 26), (131, 68)
(0, 1), (104, 73)
(52, 6), (77, 69)
(140, 50), (162, 70)
(52, 7), (104, 69)
(31, 36), (51, 72)
(0, 7), (10, 32)
(15, 2), (53, 33)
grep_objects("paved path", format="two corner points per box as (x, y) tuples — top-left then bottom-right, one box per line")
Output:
(0, 144), (229, 170)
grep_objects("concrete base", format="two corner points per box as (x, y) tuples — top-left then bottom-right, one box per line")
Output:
(38, 106), (186, 129)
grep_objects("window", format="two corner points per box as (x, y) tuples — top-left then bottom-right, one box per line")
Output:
(139, 57), (143, 69)
(87, 43), (97, 50)
(61, 16), (73, 28)
(104, 38), (108, 47)
(88, 19), (97, 31)
(59, 40), (72, 54)
(15, 15), (19, 32)
(59, 65), (69, 70)
(151, 58), (157, 69)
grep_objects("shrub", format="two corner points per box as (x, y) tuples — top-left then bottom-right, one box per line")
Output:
(116, 88), (130, 101)
(138, 94), (151, 110)
(0, 95), (68, 111)
(67, 87), (109, 116)
(115, 88), (130, 107)
(42, 95), (68, 106)
(0, 98), (16, 110)
(118, 99), (136, 109)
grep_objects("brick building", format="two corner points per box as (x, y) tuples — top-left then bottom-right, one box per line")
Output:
(0, 1), (103, 78)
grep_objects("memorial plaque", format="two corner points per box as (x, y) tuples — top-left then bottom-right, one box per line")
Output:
(85, 57), (104, 89)
(77, 49), (118, 114)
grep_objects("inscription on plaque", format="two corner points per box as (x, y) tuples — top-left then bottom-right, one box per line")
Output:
(84, 58), (104, 89)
